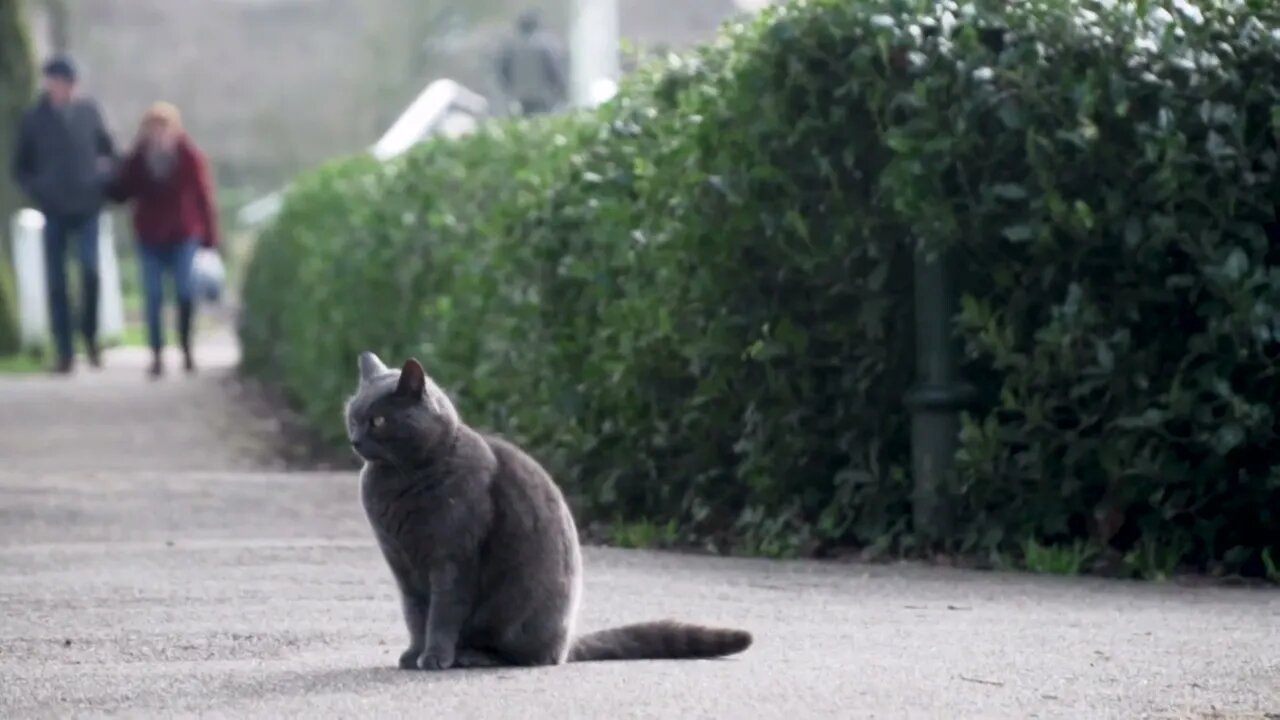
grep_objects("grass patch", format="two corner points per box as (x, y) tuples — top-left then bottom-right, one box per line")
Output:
(0, 320), (149, 370)
(0, 352), (44, 374)
(1261, 548), (1278, 584)
(1123, 537), (1188, 582)
(609, 519), (679, 550)
(108, 323), (148, 348)
(1023, 539), (1098, 577)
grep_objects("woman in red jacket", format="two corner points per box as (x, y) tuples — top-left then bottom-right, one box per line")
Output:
(113, 102), (220, 377)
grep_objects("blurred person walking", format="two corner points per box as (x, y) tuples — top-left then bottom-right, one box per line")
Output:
(10, 54), (118, 374)
(497, 10), (568, 116)
(110, 102), (220, 379)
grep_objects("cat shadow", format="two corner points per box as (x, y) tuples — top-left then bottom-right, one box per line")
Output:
(280, 663), (540, 695)
(254, 655), (735, 704)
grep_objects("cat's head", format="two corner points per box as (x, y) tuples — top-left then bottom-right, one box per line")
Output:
(343, 351), (460, 465)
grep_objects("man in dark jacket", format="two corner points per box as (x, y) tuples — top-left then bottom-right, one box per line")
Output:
(11, 54), (117, 373)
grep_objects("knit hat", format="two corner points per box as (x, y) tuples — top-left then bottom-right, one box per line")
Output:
(42, 54), (77, 82)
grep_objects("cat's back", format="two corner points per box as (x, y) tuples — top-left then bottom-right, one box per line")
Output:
(476, 432), (582, 626)
(484, 435), (572, 511)
(482, 433), (579, 555)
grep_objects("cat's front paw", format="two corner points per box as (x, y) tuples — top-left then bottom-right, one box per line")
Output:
(398, 647), (424, 670)
(417, 649), (455, 671)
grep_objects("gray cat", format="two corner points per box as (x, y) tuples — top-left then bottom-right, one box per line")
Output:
(344, 352), (752, 670)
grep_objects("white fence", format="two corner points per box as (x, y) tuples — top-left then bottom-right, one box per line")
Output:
(10, 208), (125, 352)
(238, 79), (491, 230)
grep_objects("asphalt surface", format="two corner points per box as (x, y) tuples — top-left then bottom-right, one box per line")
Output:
(1, 332), (1277, 719)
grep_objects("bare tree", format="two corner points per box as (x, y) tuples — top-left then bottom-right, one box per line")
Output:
(0, 0), (36, 354)
(44, 0), (69, 52)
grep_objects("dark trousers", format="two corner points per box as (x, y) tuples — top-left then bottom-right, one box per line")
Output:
(138, 238), (198, 354)
(43, 212), (100, 363)
(519, 98), (554, 116)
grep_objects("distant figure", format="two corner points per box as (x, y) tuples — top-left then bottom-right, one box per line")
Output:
(497, 10), (567, 116)
(10, 54), (118, 374)
(109, 103), (220, 379)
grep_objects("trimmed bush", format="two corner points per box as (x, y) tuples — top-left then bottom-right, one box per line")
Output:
(242, 0), (1280, 577)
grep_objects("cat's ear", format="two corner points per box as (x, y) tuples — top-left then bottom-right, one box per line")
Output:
(396, 358), (427, 398)
(358, 351), (387, 382)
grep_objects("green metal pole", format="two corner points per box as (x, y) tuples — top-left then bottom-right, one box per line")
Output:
(904, 244), (975, 547)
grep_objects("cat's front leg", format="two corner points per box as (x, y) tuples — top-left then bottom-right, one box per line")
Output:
(418, 561), (476, 671)
(378, 541), (429, 670)
(396, 592), (429, 670)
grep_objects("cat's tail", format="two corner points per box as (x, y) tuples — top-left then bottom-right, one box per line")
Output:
(567, 619), (752, 662)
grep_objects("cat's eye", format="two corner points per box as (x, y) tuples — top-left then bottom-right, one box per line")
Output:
(370, 416), (386, 429)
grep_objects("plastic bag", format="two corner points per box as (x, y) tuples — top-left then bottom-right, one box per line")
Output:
(191, 247), (226, 304)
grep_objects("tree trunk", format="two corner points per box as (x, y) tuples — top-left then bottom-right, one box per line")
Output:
(0, 0), (37, 355)
(45, 0), (69, 53)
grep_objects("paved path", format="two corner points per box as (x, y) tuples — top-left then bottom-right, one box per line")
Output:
(1, 331), (1277, 719)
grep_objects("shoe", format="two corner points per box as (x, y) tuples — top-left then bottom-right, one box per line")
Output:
(50, 357), (74, 375)
(183, 352), (196, 374)
(87, 343), (102, 369)
(148, 356), (164, 379)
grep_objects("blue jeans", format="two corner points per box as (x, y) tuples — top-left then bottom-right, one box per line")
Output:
(138, 239), (198, 352)
(43, 213), (101, 362)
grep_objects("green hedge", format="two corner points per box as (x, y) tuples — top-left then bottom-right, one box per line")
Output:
(242, 0), (1280, 578)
